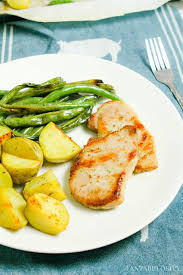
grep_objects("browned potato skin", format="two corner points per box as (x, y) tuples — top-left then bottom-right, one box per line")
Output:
(0, 126), (13, 159)
(0, 126), (13, 145)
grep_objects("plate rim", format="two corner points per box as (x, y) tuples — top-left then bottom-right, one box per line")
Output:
(0, 53), (182, 254)
(0, 0), (169, 22)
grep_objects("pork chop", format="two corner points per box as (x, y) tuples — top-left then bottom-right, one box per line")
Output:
(69, 125), (138, 209)
(88, 101), (158, 173)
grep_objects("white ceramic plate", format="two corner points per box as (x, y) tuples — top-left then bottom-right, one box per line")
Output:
(0, 0), (169, 22)
(0, 54), (182, 254)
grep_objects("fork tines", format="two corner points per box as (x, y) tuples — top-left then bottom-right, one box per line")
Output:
(145, 37), (170, 72)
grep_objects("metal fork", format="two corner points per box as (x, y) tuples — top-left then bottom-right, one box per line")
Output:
(145, 37), (183, 109)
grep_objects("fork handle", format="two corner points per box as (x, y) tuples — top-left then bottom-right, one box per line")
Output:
(167, 83), (183, 110)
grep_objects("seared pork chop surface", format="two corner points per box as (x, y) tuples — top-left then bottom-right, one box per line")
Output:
(88, 101), (158, 173)
(69, 126), (138, 209)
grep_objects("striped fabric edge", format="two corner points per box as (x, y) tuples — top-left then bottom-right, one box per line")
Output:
(155, 5), (183, 85)
(1, 24), (14, 64)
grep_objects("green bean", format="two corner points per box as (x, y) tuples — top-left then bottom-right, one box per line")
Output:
(0, 106), (27, 114)
(1, 79), (96, 99)
(12, 92), (69, 111)
(12, 77), (66, 101)
(65, 94), (82, 101)
(30, 126), (44, 137)
(0, 84), (26, 123)
(12, 97), (43, 106)
(59, 107), (93, 132)
(0, 80), (114, 99)
(68, 80), (115, 92)
(19, 95), (70, 134)
(14, 126), (44, 139)
(0, 90), (9, 98)
(0, 113), (7, 125)
(41, 84), (121, 103)
(0, 101), (95, 114)
(18, 125), (41, 138)
(31, 107), (93, 138)
(0, 77), (66, 128)
(0, 86), (82, 100)
(67, 79), (103, 86)
(0, 114), (6, 125)
(71, 95), (98, 104)
(12, 129), (36, 140)
(0, 84), (38, 124)
(0, 78), (118, 139)
(19, 95), (71, 134)
(48, 0), (74, 5)
(56, 96), (70, 102)
(0, 83), (40, 104)
(20, 96), (96, 135)
(4, 107), (84, 128)
(97, 83), (115, 93)
(20, 127), (33, 135)
(14, 107), (93, 139)
(0, 78), (63, 99)
(13, 127), (45, 139)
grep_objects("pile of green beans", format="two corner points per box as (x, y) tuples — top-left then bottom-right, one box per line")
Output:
(0, 77), (121, 140)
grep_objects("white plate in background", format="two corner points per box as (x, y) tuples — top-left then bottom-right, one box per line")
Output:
(0, 0), (169, 22)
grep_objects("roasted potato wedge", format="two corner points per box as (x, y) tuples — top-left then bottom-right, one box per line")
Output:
(2, 137), (43, 184)
(2, 152), (42, 185)
(0, 187), (27, 230)
(0, 164), (13, 187)
(25, 193), (69, 235)
(0, 126), (13, 145)
(7, 0), (30, 9)
(39, 122), (81, 163)
(23, 169), (66, 201)
(3, 137), (43, 163)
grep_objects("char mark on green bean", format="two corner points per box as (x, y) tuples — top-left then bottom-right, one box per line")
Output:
(67, 79), (103, 86)
(0, 106), (28, 115)
(67, 80), (115, 92)
(97, 83), (115, 93)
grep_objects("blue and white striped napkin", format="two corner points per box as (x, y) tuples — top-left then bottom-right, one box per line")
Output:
(0, 4), (182, 275)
